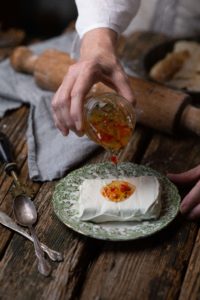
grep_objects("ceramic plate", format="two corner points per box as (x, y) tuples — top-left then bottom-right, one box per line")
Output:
(52, 162), (180, 241)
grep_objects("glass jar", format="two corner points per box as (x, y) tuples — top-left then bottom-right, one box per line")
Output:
(84, 93), (136, 153)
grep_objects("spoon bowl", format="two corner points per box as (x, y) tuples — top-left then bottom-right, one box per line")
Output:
(13, 195), (37, 226)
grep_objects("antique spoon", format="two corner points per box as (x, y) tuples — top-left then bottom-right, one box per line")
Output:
(0, 132), (56, 275)
(0, 210), (63, 262)
(13, 195), (52, 276)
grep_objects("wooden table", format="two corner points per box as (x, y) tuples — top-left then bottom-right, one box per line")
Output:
(0, 32), (200, 300)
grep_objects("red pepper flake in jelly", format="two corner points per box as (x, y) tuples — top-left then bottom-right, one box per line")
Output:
(86, 100), (134, 152)
(111, 155), (118, 165)
(101, 180), (136, 202)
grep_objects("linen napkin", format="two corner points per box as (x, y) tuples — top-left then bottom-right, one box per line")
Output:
(0, 32), (98, 181)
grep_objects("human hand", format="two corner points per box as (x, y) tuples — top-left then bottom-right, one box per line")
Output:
(52, 28), (135, 136)
(167, 165), (200, 220)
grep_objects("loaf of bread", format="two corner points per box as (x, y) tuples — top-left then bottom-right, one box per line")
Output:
(150, 50), (190, 82)
(149, 40), (200, 92)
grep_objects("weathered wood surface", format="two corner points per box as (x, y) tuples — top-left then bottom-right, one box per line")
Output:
(0, 30), (200, 300)
(179, 232), (200, 300)
(78, 133), (200, 300)
(0, 106), (146, 300)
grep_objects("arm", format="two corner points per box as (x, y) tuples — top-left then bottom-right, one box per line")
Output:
(52, 0), (141, 136)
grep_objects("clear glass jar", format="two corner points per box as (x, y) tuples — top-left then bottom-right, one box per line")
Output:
(84, 93), (136, 153)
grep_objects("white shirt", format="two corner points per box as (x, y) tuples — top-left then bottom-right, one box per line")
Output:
(75, 0), (141, 38)
(75, 0), (200, 38)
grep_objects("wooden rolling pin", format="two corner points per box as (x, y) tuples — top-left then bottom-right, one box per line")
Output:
(10, 46), (200, 136)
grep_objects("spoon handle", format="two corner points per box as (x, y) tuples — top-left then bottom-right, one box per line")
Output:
(29, 226), (52, 276)
(0, 210), (63, 262)
(40, 242), (64, 262)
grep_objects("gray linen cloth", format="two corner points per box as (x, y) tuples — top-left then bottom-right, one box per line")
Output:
(0, 32), (98, 181)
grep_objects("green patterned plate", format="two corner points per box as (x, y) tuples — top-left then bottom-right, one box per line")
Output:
(52, 162), (180, 241)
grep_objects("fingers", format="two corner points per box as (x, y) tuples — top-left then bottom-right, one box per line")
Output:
(167, 166), (200, 221)
(52, 108), (69, 136)
(51, 27), (136, 137)
(180, 181), (200, 215)
(186, 203), (200, 220)
(167, 165), (200, 184)
(52, 71), (77, 135)
(52, 57), (135, 137)
(70, 63), (101, 131)
(111, 65), (136, 105)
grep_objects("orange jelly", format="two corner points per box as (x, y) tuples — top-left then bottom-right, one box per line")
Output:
(101, 180), (136, 202)
(84, 93), (136, 153)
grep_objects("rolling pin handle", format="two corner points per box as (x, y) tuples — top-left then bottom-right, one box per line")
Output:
(180, 105), (200, 136)
(10, 46), (38, 74)
(9, 47), (200, 137)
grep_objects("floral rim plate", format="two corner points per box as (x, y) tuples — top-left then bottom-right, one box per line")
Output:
(52, 162), (180, 241)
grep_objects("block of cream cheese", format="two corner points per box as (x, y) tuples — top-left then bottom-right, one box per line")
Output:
(78, 176), (161, 223)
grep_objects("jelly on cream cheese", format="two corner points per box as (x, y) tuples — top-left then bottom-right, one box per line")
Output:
(78, 176), (162, 223)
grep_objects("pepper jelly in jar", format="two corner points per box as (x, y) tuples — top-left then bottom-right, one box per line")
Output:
(84, 93), (136, 163)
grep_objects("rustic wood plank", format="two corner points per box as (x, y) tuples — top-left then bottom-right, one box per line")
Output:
(0, 108), (29, 188)
(0, 106), (30, 207)
(0, 95), (150, 300)
(0, 119), (148, 299)
(0, 149), (41, 257)
(78, 133), (200, 300)
(0, 180), (88, 300)
(178, 230), (200, 299)
(0, 106), (43, 258)
(0, 112), (91, 299)
(1, 30), (196, 300)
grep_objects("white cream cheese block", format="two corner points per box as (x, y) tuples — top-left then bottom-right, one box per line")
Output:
(78, 176), (162, 223)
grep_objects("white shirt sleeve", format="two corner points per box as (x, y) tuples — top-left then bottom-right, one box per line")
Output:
(75, 0), (141, 38)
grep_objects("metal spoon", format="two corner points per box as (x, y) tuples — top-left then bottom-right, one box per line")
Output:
(13, 195), (52, 276)
(0, 133), (58, 273)
(0, 210), (63, 262)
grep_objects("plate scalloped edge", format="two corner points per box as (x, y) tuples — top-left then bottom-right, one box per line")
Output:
(52, 162), (181, 241)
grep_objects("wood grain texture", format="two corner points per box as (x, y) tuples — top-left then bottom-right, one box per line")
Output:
(78, 133), (200, 300)
(1, 30), (200, 300)
(0, 181), (89, 300)
(178, 230), (200, 300)
(0, 107), (31, 257)
(0, 112), (147, 300)
(0, 106), (89, 300)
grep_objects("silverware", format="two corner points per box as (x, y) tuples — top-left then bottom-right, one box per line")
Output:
(13, 195), (52, 276)
(0, 132), (63, 276)
(0, 210), (63, 262)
